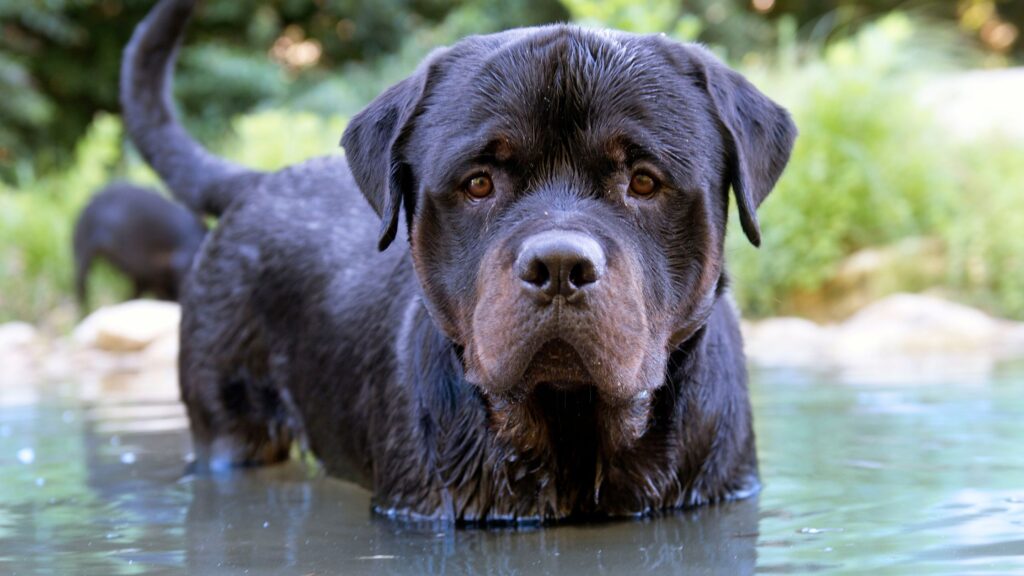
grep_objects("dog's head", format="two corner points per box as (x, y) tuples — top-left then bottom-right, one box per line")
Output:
(343, 27), (795, 455)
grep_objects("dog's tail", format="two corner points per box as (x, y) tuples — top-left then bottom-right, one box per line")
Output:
(120, 0), (260, 216)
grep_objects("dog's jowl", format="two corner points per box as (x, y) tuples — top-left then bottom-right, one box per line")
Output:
(123, 0), (796, 524)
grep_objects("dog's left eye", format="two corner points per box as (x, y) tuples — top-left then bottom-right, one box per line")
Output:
(628, 172), (658, 197)
(465, 174), (494, 199)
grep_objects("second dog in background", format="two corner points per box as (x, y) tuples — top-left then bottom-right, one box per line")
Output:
(73, 182), (206, 308)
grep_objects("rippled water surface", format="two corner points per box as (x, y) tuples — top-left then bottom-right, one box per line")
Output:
(2, 363), (1023, 575)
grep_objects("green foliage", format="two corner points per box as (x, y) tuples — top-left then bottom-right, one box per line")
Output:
(285, 0), (569, 117)
(726, 16), (1024, 319)
(561, 0), (700, 38)
(0, 0), (569, 183)
(221, 110), (348, 169)
(942, 143), (1024, 317)
(0, 110), (346, 327)
(559, 0), (787, 51)
(728, 17), (956, 315)
(0, 0), (445, 183)
(0, 114), (127, 327)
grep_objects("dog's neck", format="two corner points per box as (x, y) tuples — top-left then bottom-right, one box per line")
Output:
(389, 293), (721, 522)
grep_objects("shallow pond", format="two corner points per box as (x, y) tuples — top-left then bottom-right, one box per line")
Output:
(1, 362), (1023, 575)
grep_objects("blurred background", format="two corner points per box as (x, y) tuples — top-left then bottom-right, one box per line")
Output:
(1, 0), (1022, 331)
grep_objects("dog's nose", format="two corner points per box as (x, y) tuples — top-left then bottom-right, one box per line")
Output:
(515, 231), (606, 302)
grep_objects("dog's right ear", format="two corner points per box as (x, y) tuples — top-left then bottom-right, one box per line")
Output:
(341, 48), (449, 251)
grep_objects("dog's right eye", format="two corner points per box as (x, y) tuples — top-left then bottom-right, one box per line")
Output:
(628, 172), (658, 197)
(464, 174), (494, 199)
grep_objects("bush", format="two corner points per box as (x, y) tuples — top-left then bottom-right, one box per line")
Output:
(0, 110), (347, 328)
(0, 114), (127, 327)
(726, 16), (1024, 320)
(941, 143), (1024, 318)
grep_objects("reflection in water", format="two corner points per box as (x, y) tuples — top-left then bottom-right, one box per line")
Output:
(1, 366), (1023, 574)
(182, 467), (758, 575)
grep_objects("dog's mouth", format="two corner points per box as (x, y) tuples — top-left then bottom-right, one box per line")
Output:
(476, 334), (657, 456)
(521, 339), (593, 391)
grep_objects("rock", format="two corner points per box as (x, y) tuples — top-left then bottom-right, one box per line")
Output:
(141, 330), (180, 367)
(744, 293), (1024, 383)
(997, 324), (1024, 359)
(832, 293), (1003, 360)
(0, 322), (38, 349)
(742, 317), (829, 368)
(0, 321), (45, 390)
(74, 300), (181, 352)
(783, 237), (947, 321)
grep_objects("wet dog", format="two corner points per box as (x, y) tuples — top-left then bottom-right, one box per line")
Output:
(73, 182), (206, 306)
(123, 0), (795, 523)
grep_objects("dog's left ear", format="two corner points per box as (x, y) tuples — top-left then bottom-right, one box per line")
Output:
(341, 48), (449, 251)
(680, 45), (797, 247)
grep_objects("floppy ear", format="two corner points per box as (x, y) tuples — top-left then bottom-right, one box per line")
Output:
(689, 46), (797, 247)
(341, 48), (449, 251)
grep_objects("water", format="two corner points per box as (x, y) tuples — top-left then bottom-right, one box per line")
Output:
(1, 363), (1023, 575)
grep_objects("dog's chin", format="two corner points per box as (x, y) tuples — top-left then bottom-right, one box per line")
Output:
(520, 339), (593, 392)
(468, 338), (657, 456)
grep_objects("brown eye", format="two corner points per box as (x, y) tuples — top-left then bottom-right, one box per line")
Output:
(629, 172), (657, 197)
(465, 174), (493, 199)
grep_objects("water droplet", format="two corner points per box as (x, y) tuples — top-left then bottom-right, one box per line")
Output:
(798, 527), (843, 535)
(824, 547), (833, 552)
(17, 448), (35, 464)
(263, 521), (270, 528)
(35, 477), (46, 487)
(110, 435), (121, 447)
(120, 452), (137, 465)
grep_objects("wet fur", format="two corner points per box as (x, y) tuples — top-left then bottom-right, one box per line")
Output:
(123, 0), (795, 524)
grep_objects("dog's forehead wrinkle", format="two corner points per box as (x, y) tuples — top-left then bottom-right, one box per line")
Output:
(466, 28), (652, 124)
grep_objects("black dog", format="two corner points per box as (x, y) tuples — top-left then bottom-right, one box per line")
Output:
(123, 0), (795, 524)
(73, 182), (206, 306)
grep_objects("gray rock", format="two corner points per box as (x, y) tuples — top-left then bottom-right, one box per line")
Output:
(742, 317), (830, 368)
(74, 300), (181, 352)
(0, 322), (44, 389)
(744, 293), (1024, 383)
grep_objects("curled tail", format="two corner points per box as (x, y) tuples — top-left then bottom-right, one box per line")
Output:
(120, 0), (260, 216)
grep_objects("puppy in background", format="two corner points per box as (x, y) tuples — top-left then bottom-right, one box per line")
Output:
(73, 182), (206, 308)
